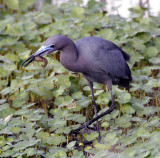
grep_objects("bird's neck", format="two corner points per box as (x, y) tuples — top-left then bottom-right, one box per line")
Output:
(60, 43), (79, 72)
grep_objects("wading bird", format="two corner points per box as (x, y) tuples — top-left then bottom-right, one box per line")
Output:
(22, 35), (132, 141)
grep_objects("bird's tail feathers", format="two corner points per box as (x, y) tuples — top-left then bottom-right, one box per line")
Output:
(121, 50), (131, 62)
(118, 78), (130, 89)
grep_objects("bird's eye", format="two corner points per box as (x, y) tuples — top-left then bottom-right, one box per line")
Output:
(50, 44), (55, 48)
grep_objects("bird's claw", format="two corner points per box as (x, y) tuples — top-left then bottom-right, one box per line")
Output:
(70, 129), (79, 134)
(70, 121), (96, 134)
(110, 103), (116, 110)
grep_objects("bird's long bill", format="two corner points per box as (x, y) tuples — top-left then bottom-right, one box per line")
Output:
(21, 45), (53, 67)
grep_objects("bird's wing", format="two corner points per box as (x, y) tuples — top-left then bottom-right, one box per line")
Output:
(75, 37), (131, 81)
(99, 48), (131, 80)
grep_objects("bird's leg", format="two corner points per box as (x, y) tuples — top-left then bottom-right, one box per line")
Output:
(108, 84), (116, 109)
(87, 81), (101, 142)
(71, 83), (116, 135)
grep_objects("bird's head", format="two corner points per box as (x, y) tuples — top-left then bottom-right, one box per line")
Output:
(21, 35), (68, 67)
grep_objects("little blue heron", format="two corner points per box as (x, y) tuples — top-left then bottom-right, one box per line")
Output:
(22, 35), (132, 141)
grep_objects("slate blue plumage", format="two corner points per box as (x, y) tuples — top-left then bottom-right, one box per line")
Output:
(75, 36), (132, 87)
(22, 35), (132, 141)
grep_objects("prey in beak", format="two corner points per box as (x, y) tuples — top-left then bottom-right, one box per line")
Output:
(21, 45), (54, 68)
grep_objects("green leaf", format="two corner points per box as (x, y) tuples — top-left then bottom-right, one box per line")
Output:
(103, 132), (119, 147)
(0, 67), (10, 78)
(58, 75), (71, 88)
(72, 150), (84, 158)
(47, 134), (66, 146)
(84, 132), (99, 141)
(4, 23), (24, 37)
(34, 12), (52, 24)
(116, 114), (132, 128)
(0, 38), (17, 47)
(4, 0), (19, 10)
(121, 135), (137, 146)
(36, 131), (49, 143)
(96, 92), (110, 105)
(67, 141), (76, 149)
(148, 116), (160, 127)
(72, 91), (83, 99)
(19, 0), (36, 11)
(13, 139), (40, 151)
(3, 63), (17, 72)
(67, 114), (86, 123)
(122, 105), (135, 114)
(77, 98), (91, 108)
(144, 47), (158, 57)
(137, 128), (151, 138)
(10, 79), (23, 90)
(149, 57), (160, 64)
(97, 29), (117, 41)
(143, 107), (157, 116)
(54, 150), (67, 158)
(71, 7), (85, 19)
(13, 91), (28, 108)
(101, 121), (109, 128)
(52, 86), (65, 97)
(0, 87), (12, 95)
(130, 37), (145, 50)
(0, 104), (15, 118)
(117, 93), (131, 104)
(4, 53), (19, 62)
(0, 99), (7, 105)
(11, 42), (28, 54)
(55, 96), (74, 107)
(10, 126), (20, 133)
(111, 110), (119, 119)
(24, 148), (36, 157)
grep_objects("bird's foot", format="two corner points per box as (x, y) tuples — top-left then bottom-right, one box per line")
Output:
(93, 103), (97, 111)
(98, 132), (101, 142)
(71, 122), (101, 142)
(93, 103), (101, 142)
(71, 122), (95, 134)
(84, 120), (101, 142)
(110, 103), (116, 110)
(83, 122), (97, 133)
(70, 103), (116, 143)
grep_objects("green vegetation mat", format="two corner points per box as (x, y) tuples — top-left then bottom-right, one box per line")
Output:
(0, 0), (160, 157)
